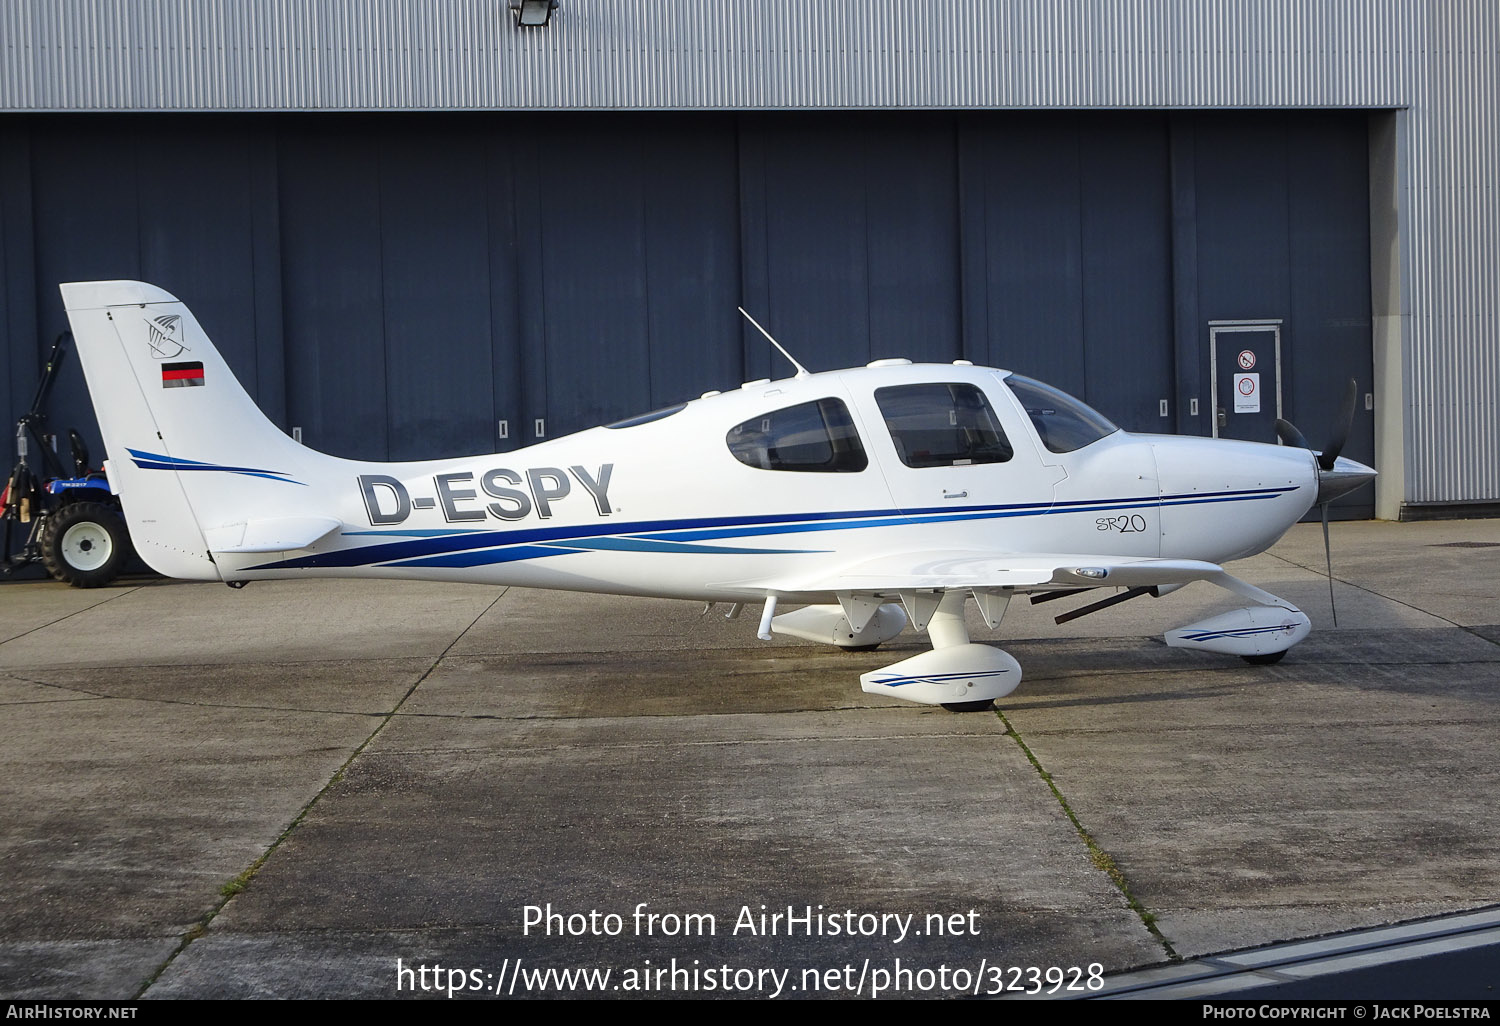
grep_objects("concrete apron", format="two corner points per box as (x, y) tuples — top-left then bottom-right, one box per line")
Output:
(1, 519), (1497, 998)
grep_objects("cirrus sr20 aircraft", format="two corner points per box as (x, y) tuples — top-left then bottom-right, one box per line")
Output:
(61, 280), (1374, 711)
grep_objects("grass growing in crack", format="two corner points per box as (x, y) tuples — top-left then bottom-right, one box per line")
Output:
(219, 845), (279, 901)
(998, 709), (1177, 961)
(134, 848), (278, 996)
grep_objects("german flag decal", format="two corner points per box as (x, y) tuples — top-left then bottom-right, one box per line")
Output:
(162, 361), (205, 388)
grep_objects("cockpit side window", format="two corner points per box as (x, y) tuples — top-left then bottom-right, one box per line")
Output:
(874, 383), (1013, 468)
(1003, 375), (1119, 454)
(726, 398), (868, 472)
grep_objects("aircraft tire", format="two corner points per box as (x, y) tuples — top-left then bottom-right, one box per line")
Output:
(1241, 650), (1288, 665)
(941, 699), (996, 713)
(41, 501), (130, 588)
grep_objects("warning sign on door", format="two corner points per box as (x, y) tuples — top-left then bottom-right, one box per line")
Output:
(1233, 373), (1261, 413)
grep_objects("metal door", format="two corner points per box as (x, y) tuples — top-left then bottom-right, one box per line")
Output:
(1209, 320), (1282, 443)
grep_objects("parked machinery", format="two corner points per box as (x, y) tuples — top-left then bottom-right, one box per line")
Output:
(1, 333), (133, 587)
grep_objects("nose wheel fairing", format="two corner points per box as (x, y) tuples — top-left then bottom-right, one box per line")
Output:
(1165, 605), (1311, 657)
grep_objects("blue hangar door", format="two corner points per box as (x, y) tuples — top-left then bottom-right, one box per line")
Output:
(6, 109), (1372, 520)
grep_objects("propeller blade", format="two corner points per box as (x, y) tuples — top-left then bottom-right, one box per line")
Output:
(1321, 500), (1337, 628)
(1275, 418), (1311, 451)
(1319, 378), (1358, 472)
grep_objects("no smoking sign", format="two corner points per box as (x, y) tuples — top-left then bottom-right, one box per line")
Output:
(1233, 372), (1261, 413)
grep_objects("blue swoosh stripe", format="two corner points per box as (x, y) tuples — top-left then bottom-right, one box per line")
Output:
(247, 485), (1302, 571)
(633, 491), (1290, 545)
(384, 544), (580, 568)
(126, 448), (305, 486)
(1179, 624), (1299, 642)
(383, 536), (820, 568)
(547, 537), (819, 556)
(869, 669), (1014, 688)
(254, 506), (919, 569)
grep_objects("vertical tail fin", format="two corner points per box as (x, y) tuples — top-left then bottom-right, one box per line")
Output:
(61, 281), (336, 580)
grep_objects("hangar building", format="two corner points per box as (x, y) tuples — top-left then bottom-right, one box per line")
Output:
(2, 1), (1497, 521)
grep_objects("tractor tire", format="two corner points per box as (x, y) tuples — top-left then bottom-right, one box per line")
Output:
(41, 502), (130, 588)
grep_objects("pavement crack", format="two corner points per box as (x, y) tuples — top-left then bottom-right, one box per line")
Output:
(1011, 715), (1500, 738)
(997, 708), (1179, 963)
(355, 729), (1002, 756)
(0, 671), (399, 716)
(134, 590), (508, 998)
(1265, 550), (1468, 629)
(1463, 626), (1500, 651)
(0, 584), (145, 650)
(390, 704), (933, 723)
(0, 670), (108, 699)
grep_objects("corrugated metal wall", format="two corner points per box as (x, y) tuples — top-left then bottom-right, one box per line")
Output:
(1, 0), (1496, 507)
(0, 1), (1421, 111)
(1406, 3), (1499, 504)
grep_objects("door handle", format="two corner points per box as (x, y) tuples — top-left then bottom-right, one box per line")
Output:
(1217, 407), (1227, 429)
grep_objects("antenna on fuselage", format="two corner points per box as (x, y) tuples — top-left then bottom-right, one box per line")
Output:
(737, 307), (810, 379)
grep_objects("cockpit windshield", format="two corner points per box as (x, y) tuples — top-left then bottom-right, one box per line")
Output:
(1003, 374), (1119, 453)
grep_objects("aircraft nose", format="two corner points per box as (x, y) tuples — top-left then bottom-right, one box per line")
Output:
(1316, 455), (1377, 505)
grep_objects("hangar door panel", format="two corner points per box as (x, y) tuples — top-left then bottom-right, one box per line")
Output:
(740, 116), (960, 378)
(379, 132), (496, 462)
(532, 119), (740, 440)
(1077, 116), (1174, 433)
(279, 131), (390, 462)
(282, 122), (519, 462)
(960, 114), (1174, 433)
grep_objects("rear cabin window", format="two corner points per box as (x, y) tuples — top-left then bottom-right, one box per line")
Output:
(874, 383), (1013, 468)
(605, 404), (686, 429)
(726, 398), (868, 473)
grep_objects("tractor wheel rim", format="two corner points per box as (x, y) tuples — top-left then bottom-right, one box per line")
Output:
(61, 521), (112, 571)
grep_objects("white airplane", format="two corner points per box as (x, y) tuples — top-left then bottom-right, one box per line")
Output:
(61, 280), (1374, 711)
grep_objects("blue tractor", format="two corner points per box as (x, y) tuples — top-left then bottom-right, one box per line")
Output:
(1, 334), (133, 587)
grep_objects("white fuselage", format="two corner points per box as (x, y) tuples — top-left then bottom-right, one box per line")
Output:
(60, 279), (1367, 707)
(215, 362), (1319, 601)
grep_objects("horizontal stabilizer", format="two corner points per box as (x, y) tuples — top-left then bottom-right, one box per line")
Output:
(203, 516), (342, 554)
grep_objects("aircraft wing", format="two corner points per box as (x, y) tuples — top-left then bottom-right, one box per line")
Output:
(753, 552), (1226, 594)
